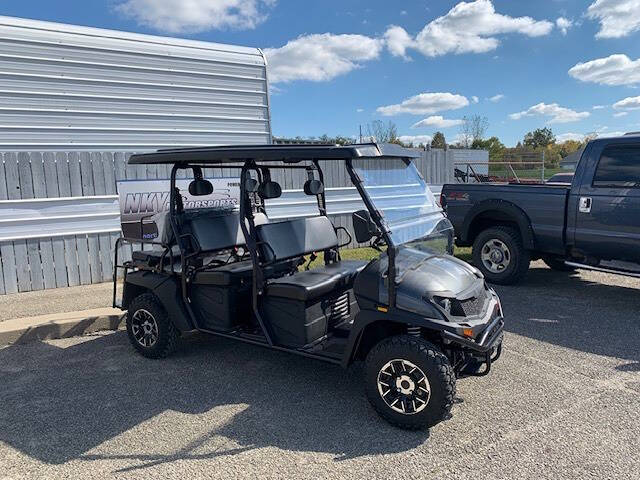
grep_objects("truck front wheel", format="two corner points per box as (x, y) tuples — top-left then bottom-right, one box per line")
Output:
(473, 226), (530, 285)
(364, 335), (456, 430)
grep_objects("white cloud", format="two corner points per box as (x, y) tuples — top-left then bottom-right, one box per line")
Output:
(568, 54), (640, 86)
(398, 135), (433, 145)
(556, 17), (573, 35)
(411, 116), (464, 129)
(597, 130), (626, 137)
(384, 0), (553, 58)
(556, 132), (586, 142)
(556, 130), (627, 142)
(586, 0), (640, 39)
(489, 93), (505, 102)
(509, 102), (590, 123)
(384, 25), (414, 59)
(592, 105), (607, 109)
(471, 96), (479, 103)
(613, 111), (629, 117)
(114, 0), (275, 33)
(613, 95), (640, 110)
(264, 34), (383, 83)
(356, 108), (364, 113)
(377, 92), (469, 116)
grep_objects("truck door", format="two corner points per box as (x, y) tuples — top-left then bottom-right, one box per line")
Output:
(574, 143), (640, 263)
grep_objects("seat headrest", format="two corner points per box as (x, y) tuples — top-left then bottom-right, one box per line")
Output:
(245, 178), (259, 193)
(258, 180), (282, 199)
(188, 178), (213, 196)
(303, 179), (324, 195)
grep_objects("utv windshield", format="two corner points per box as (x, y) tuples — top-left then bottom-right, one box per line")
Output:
(352, 157), (454, 255)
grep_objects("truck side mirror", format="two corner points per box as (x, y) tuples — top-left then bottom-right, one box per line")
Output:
(352, 209), (380, 243)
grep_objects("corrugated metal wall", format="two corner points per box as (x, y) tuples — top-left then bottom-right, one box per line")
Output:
(0, 16), (271, 150)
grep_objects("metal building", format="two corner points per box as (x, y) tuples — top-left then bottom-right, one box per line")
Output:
(0, 16), (272, 150)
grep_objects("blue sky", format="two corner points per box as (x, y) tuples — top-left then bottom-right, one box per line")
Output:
(3, 0), (640, 146)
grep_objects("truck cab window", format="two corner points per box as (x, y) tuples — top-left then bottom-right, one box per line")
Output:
(593, 145), (640, 187)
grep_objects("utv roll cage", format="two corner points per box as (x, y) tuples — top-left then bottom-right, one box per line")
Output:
(115, 144), (422, 360)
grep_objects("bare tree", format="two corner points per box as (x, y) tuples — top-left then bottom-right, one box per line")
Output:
(366, 120), (399, 143)
(459, 115), (489, 148)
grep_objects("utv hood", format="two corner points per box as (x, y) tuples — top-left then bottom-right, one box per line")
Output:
(395, 248), (482, 299)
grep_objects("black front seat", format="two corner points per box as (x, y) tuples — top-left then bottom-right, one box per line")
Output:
(265, 260), (367, 301)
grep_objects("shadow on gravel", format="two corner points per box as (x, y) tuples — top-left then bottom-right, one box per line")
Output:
(493, 265), (640, 362)
(0, 332), (429, 468)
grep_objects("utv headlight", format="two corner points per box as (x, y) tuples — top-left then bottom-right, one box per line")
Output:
(433, 296), (452, 315)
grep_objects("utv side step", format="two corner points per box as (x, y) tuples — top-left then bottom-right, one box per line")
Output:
(198, 327), (343, 365)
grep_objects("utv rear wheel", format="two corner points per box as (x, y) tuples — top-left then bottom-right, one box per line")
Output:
(127, 293), (179, 359)
(542, 255), (575, 272)
(364, 335), (455, 430)
(473, 226), (530, 285)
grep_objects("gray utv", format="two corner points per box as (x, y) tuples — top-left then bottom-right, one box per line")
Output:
(113, 143), (504, 430)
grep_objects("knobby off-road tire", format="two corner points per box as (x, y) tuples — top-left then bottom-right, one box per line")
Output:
(127, 293), (179, 359)
(364, 335), (456, 430)
(473, 226), (530, 285)
(542, 255), (576, 272)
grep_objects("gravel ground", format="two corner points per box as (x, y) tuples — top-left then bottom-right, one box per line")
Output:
(1, 261), (639, 479)
(0, 282), (113, 320)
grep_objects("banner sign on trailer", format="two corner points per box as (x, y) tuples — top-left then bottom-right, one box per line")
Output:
(117, 178), (240, 240)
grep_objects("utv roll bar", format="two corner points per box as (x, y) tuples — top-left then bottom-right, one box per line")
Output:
(120, 143), (422, 341)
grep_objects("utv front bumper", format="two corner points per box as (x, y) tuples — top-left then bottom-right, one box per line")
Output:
(443, 315), (504, 354)
(442, 315), (504, 376)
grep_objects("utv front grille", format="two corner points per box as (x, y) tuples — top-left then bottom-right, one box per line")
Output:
(451, 296), (485, 317)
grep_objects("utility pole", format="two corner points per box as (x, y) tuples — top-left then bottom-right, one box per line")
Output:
(359, 125), (362, 143)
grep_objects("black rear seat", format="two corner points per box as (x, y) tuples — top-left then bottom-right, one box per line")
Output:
(131, 247), (181, 271)
(130, 210), (268, 273)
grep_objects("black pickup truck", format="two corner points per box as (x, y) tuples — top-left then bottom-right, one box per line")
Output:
(441, 133), (640, 284)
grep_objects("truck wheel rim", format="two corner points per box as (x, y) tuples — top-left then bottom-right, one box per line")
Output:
(480, 239), (511, 273)
(377, 359), (430, 415)
(131, 309), (159, 348)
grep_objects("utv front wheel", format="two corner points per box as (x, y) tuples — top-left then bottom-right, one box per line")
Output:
(364, 335), (456, 430)
(127, 293), (179, 359)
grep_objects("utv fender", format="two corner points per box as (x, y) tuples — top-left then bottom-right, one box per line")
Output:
(461, 199), (535, 249)
(341, 309), (448, 368)
(124, 271), (194, 332)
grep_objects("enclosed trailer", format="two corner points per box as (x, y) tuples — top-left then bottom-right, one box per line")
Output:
(0, 15), (272, 150)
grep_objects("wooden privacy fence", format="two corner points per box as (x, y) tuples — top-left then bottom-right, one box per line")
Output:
(0, 149), (454, 295)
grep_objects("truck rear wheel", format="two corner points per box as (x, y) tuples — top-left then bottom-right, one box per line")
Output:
(473, 226), (530, 285)
(127, 293), (179, 359)
(364, 335), (455, 430)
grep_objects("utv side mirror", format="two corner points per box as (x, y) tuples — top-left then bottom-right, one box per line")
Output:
(352, 209), (380, 243)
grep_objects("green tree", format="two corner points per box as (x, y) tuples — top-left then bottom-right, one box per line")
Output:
(523, 127), (556, 150)
(472, 136), (506, 162)
(431, 131), (447, 149)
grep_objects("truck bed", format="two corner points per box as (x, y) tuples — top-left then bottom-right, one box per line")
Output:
(442, 182), (570, 254)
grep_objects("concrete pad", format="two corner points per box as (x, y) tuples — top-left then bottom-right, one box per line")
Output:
(0, 308), (124, 345)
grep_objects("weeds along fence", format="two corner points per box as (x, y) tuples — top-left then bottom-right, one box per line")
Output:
(0, 149), (454, 295)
